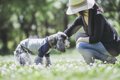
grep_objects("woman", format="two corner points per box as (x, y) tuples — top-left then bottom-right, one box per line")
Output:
(64, 0), (120, 64)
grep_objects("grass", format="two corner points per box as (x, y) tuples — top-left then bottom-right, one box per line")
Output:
(0, 49), (120, 80)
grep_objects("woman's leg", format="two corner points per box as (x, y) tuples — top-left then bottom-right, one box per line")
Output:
(76, 42), (117, 64)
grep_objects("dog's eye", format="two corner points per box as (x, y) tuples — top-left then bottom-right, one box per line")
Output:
(60, 35), (66, 40)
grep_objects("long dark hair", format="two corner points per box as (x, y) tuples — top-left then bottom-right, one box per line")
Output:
(86, 3), (103, 36)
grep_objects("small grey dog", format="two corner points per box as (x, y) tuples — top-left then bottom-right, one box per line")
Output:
(14, 32), (68, 66)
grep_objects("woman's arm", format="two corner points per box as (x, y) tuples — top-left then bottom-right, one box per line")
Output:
(64, 16), (84, 37)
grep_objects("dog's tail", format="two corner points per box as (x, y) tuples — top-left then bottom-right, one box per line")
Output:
(14, 45), (32, 66)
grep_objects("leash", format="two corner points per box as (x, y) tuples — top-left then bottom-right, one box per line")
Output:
(20, 45), (33, 54)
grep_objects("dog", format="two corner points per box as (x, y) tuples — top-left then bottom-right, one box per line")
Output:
(14, 32), (68, 66)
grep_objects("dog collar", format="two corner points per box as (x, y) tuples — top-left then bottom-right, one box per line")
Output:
(46, 37), (52, 48)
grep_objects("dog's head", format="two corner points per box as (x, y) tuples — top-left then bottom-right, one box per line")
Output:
(55, 32), (68, 52)
(48, 32), (69, 52)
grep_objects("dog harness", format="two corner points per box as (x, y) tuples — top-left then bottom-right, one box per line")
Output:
(20, 38), (50, 57)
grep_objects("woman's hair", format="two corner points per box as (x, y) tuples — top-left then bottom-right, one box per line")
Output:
(79, 11), (84, 16)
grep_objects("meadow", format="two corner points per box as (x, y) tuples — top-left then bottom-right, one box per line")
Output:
(0, 49), (120, 80)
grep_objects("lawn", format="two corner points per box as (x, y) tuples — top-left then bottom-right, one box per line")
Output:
(0, 49), (120, 80)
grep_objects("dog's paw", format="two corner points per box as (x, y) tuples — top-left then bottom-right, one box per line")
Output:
(45, 62), (51, 67)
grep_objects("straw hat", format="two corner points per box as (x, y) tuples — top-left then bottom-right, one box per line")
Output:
(66, 0), (95, 15)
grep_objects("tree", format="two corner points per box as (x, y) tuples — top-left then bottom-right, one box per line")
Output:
(97, 0), (120, 34)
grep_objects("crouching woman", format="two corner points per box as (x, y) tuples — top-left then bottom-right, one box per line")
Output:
(64, 0), (120, 64)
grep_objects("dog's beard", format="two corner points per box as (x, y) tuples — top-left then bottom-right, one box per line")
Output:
(55, 32), (68, 52)
(56, 39), (65, 52)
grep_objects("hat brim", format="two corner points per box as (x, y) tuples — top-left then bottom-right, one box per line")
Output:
(66, 0), (95, 15)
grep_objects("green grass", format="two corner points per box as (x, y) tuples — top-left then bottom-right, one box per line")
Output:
(0, 49), (120, 80)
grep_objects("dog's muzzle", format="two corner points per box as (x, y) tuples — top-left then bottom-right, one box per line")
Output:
(56, 39), (66, 52)
(50, 32), (68, 52)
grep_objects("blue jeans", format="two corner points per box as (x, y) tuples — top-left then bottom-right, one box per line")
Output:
(76, 42), (112, 64)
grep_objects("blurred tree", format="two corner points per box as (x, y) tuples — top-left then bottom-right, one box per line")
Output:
(97, 0), (120, 34)
(0, 0), (119, 54)
(0, 0), (13, 54)
(0, 0), (69, 54)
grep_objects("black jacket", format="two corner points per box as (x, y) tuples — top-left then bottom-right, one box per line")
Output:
(64, 8), (120, 56)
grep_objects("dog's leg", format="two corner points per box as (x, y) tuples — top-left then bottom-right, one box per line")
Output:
(35, 43), (50, 65)
(14, 44), (31, 66)
(35, 52), (44, 65)
(19, 55), (26, 66)
(45, 53), (51, 67)
(14, 51), (31, 66)
(34, 56), (43, 65)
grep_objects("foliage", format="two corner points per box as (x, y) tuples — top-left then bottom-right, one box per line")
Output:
(0, 0), (120, 54)
(97, 0), (120, 34)
(0, 0), (68, 54)
(0, 49), (120, 80)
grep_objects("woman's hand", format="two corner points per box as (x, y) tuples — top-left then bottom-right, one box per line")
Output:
(65, 39), (70, 48)
(76, 37), (89, 43)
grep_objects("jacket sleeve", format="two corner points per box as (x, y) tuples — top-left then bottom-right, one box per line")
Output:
(64, 16), (83, 37)
(89, 14), (105, 43)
